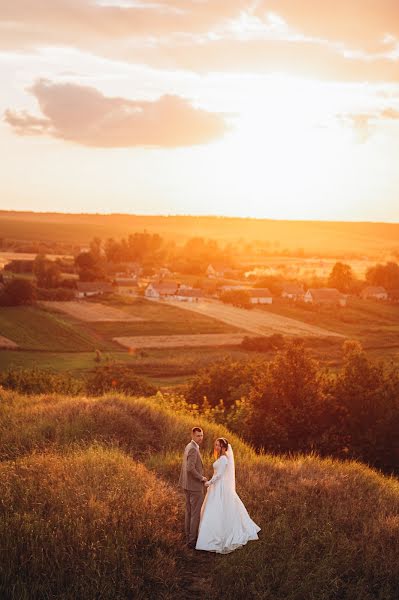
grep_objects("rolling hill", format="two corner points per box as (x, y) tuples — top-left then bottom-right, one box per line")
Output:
(1, 389), (399, 599)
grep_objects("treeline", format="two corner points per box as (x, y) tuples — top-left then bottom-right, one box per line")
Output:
(183, 340), (399, 475)
(74, 234), (233, 280)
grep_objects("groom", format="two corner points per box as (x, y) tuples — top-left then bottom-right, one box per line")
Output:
(179, 426), (208, 549)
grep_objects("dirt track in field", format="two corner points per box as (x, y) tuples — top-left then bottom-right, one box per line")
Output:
(40, 301), (143, 322)
(0, 335), (18, 349)
(163, 299), (343, 338)
(114, 333), (247, 349)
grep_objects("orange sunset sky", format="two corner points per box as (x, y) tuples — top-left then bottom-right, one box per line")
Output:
(1, 1), (399, 222)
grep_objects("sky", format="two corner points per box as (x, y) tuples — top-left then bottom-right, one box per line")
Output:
(1, 0), (399, 222)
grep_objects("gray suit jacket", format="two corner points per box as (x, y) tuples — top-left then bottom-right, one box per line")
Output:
(179, 441), (204, 492)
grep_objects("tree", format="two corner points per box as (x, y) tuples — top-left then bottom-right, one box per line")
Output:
(0, 278), (36, 306)
(246, 340), (342, 453)
(328, 262), (354, 293)
(333, 340), (399, 472)
(186, 358), (263, 408)
(33, 254), (61, 288)
(366, 261), (399, 290)
(75, 251), (106, 282)
(220, 289), (252, 309)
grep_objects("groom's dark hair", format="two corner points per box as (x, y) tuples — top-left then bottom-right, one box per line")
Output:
(192, 427), (203, 434)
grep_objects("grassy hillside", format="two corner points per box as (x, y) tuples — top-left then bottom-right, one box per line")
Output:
(1, 390), (399, 599)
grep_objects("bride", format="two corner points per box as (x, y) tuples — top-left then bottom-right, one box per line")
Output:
(195, 437), (260, 554)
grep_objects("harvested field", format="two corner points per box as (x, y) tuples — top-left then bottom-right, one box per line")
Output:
(114, 333), (247, 349)
(165, 299), (343, 338)
(0, 335), (18, 349)
(41, 301), (143, 322)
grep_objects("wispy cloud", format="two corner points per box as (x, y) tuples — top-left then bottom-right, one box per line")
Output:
(4, 79), (228, 147)
(339, 105), (399, 142)
(1, 1), (399, 81)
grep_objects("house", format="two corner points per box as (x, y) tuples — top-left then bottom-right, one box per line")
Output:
(76, 281), (113, 298)
(247, 288), (273, 304)
(114, 277), (139, 296)
(115, 262), (142, 277)
(144, 282), (179, 299)
(219, 285), (247, 293)
(360, 286), (388, 301)
(172, 288), (204, 302)
(304, 288), (347, 307)
(388, 289), (399, 303)
(158, 267), (173, 279)
(206, 263), (231, 278)
(281, 283), (305, 301)
(4, 259), (35, 274)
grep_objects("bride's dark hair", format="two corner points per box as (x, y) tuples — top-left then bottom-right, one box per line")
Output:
(215, 437), (228, 458)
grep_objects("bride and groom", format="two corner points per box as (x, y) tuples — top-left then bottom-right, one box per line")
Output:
(179, 426), (260, 554)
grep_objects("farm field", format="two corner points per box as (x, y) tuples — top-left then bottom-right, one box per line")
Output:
(164, 298), (343, 338)
(0, 251), (71, 270)
(41, 301), (144, 322)
(0, 335), (18, 349)
(1, 296), (397, 386)
(2, 210), (399, 256)
(114, 333), (247, 349)
(0, 306), (104, 352)
(260, 297), (399, 355)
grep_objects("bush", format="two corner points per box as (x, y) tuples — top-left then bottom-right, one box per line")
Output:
(36, 287), (76, 300)
(241, 334), (285, 352)
(0, 278), (36, 306)
(186, 358), (264, 408)
(86, 364), (157, 396)
(220, 289), (252, 309)
(0, 367), (83, 395)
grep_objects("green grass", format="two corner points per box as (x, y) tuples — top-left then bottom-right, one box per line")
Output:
(1, 390), (399, 599)
(0, 307), (104, 352)
(262, 298), (399, 353)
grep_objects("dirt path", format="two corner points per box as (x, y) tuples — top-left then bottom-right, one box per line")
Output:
(164, 299), (343, 338)
(178, 550), (214, 598)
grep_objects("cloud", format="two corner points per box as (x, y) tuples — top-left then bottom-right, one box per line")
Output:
(339, 105), (399, 142)
(263, 0), (399, 53)
(4, 79), (228, 148)
(1, 1), (399, 82)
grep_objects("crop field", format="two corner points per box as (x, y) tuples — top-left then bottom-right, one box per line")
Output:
(164, 299), (343, 338)
(0, 336), (18, 349)
(261, 297), (399, 354)
(0, 307), (104, 352)
(41, 301), (144, 322)
(114, 333), (247, 349)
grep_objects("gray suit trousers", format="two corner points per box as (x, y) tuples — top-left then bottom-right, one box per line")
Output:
(184, 489), (204, 546)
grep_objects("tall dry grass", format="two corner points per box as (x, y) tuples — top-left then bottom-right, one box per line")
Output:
(0, 445), (182, 599)
(1, 389), (399, 599)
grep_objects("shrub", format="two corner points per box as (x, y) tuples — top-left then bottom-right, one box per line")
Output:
(86, 364), (157, 396)
(0, 278), (36, 306)
(0, 367), (83, 395)
(36, 287), (76, 300)
(186, 358), (264, 408)
(241, 334), (285, 352)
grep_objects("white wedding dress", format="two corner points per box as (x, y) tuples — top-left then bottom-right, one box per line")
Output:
(195, 444), (261, 554)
